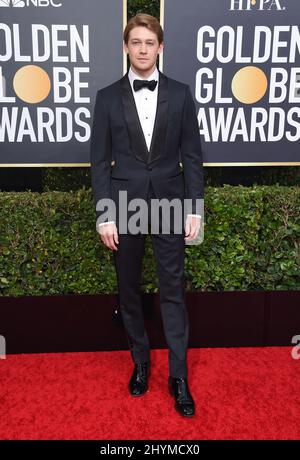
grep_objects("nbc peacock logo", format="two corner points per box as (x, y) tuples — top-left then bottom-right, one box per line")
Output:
(0, 0), (25, 6)
(0, 0), (62, 7)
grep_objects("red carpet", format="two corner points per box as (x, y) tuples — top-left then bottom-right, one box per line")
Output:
(0, 347), (299, 440)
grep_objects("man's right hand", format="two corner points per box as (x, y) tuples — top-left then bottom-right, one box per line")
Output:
(98, 222), (119, 251)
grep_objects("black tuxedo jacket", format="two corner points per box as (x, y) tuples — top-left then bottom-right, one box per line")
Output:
(90, 69), (204, 224)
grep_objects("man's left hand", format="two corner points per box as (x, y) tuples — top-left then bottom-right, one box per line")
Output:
(185, 215), (201, 241)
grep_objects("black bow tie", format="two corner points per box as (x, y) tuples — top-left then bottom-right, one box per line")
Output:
(133, 79), (158, 92)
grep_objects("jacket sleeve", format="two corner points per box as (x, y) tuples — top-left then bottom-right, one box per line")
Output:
(90, 89), (113, 222)
(180, 85), (204, 215)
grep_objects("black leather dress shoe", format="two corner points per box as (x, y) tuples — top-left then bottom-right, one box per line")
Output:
(128, 362), (150, 396)
(168, 376), (195, 417)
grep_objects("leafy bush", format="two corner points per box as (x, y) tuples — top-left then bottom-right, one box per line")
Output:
(0, 186), (299, 296)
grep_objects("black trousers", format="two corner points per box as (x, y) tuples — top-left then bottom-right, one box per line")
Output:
(113, 181), (189, 378)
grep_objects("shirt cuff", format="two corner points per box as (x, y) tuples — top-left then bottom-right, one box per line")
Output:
(98, 221), (115, 227)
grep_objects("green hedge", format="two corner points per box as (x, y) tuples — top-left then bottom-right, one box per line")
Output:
(0, 185), (299, 296)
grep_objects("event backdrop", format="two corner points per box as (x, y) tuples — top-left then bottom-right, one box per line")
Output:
(162, 0), (300, 165)
(1, 0), (300, 166)
(0, 0), (125, 166)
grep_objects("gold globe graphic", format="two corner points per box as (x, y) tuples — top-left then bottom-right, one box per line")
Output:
(231, 66), (268, 104)
(13, 65), (51, 104)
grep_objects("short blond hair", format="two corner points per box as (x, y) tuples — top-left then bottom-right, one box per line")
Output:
(123, 13), (164, 45)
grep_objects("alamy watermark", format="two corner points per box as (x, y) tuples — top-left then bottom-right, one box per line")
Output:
(0, 335), (6, 359)
(96, 192), (205, 244)
(291, 335), (300, 360)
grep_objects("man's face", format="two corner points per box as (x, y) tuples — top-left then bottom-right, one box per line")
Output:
(124, 26), (164, 74)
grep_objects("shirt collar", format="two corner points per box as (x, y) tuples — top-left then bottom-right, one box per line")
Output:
(128, 66), (159, 91)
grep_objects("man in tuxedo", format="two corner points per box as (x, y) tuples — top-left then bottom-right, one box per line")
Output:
(90, 13), (204, 417)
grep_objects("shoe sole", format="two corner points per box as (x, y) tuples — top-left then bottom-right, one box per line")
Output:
(174, 405), (195, 417)
(129, 388), (149, 397)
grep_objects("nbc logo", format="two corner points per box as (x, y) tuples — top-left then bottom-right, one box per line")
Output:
(0, 0), (62, 7)
(0, 0), (25, 6)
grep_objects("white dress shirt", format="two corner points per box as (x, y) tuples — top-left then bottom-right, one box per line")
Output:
(98, 66), (200, 228)
(128, 66), (159, 151)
